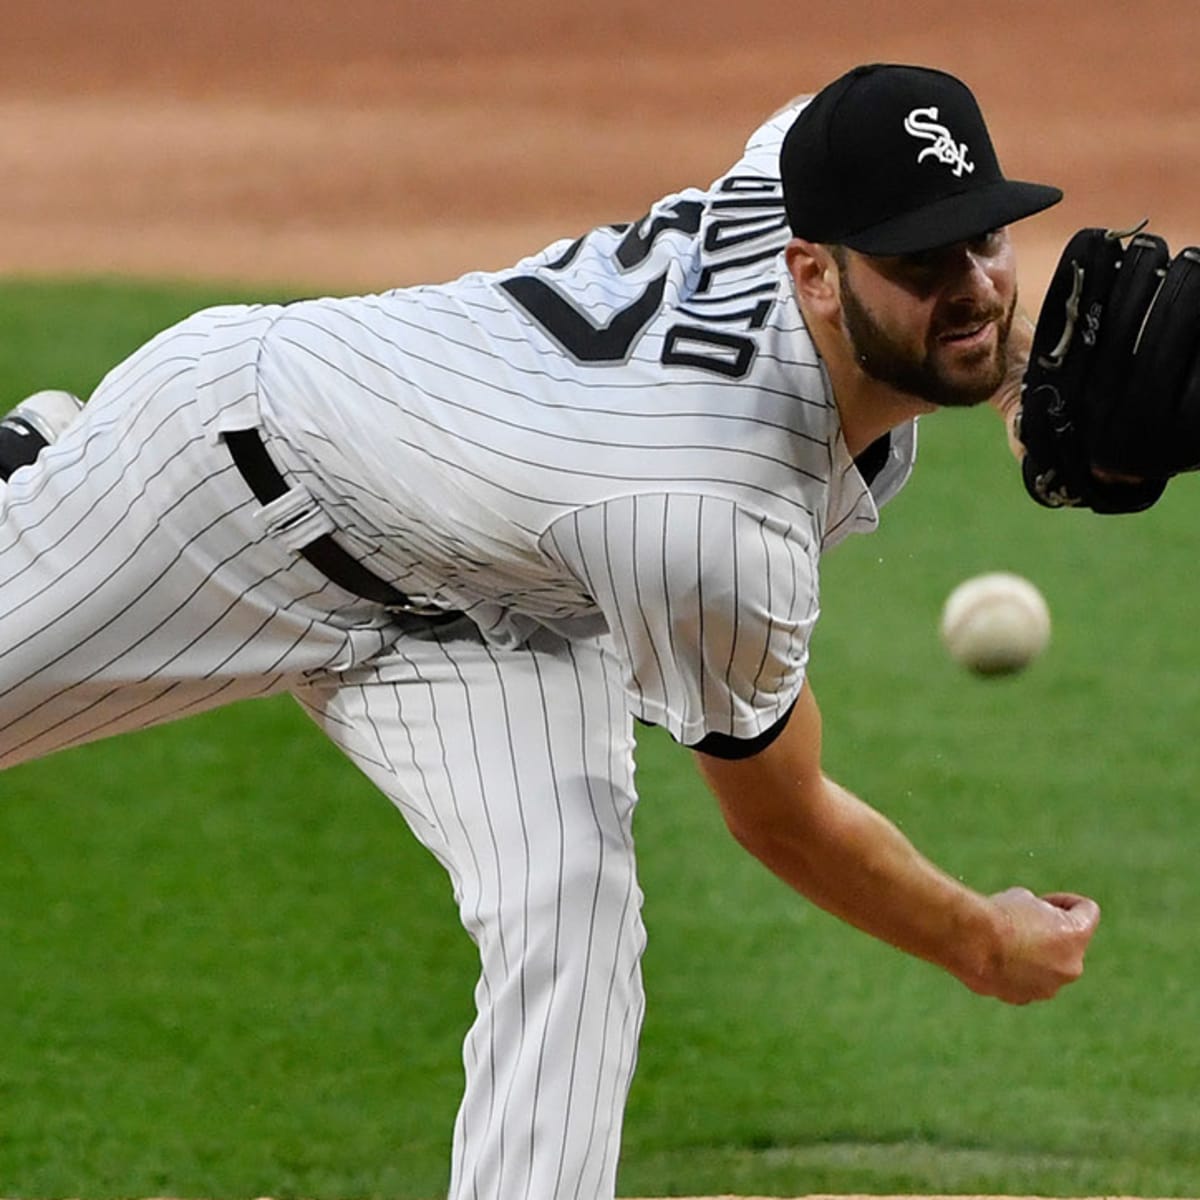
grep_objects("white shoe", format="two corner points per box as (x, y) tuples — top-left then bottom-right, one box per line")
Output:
(2, 389), (84, 444)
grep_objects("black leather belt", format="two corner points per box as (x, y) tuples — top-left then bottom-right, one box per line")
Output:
(224, 428), (437, 612)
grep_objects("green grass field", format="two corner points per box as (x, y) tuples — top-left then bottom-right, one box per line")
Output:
(2, 278), (1199, 1199)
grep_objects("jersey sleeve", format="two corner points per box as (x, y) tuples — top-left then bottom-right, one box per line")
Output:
(541, 492), (819, 748)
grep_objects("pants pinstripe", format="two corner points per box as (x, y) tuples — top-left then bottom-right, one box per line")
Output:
(0, 314), (647, 1198)
(0, 314), (400, 766)
(298, 625), (645, 1199)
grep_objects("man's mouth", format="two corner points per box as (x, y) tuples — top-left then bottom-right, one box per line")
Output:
(938, 319), (994, 347)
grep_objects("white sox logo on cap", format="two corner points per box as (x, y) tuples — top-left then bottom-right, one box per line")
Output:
(781, 63), (1061, 253)
(903, 106), (975, 178)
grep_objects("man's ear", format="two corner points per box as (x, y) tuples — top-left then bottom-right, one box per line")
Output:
(785, 238), (840, 320)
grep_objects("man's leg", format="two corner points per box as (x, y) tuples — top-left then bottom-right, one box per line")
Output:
(296, 621), (646, 1200)
(0, 315), (400, 769)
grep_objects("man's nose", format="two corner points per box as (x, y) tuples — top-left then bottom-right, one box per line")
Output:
(946, 247), (997, 302)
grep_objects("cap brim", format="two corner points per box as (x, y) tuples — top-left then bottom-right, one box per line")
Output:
(841, 181), (1063, 255)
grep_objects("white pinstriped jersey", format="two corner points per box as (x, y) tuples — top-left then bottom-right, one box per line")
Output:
(196, 102), (917, 747)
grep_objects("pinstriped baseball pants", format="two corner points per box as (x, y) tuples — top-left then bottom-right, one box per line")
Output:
(0, 313), (647, 1198)
(0, 311), (402, 765)
(297, 625), (646, 1199)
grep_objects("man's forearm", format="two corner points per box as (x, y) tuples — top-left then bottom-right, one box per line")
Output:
(702, 759), (1007, 990)
(694, 681), (1098, 1004)
(990, 308), (1035, 462)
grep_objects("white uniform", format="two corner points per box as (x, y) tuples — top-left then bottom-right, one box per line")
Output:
(0, 102), (915, 1198)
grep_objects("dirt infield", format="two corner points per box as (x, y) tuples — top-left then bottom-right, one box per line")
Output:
(1, 0), (1198, 301)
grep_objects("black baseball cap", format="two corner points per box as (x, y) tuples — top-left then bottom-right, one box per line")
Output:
(781, 63), (1062, 255)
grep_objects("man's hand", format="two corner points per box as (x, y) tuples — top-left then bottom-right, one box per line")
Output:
(957, 887), (1101, 1004)
(1016, 225), (1200, 513)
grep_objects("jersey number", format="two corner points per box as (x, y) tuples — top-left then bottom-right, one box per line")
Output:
(499, 273), (667, 363)
(499, 200), (760, 379)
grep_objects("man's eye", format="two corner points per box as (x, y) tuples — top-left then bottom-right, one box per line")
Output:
(896, 252), (942, 278)
(887, 248), (932, 270)
(971, 229), (1004, 253)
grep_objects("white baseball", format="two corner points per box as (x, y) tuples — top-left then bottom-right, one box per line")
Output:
(939, 572), (1051, 676)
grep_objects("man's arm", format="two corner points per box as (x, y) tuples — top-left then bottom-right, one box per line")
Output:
(694, 680), (1099, 1004)
(990, 308), (1035, 464)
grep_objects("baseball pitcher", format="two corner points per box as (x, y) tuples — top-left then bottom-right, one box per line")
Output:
(5, 62), (1194, 1200)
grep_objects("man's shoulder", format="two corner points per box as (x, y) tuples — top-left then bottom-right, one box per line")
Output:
(729, 97), (810, 177)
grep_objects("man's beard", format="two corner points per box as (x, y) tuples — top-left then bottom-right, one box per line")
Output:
(839, 275), (1016, 409)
